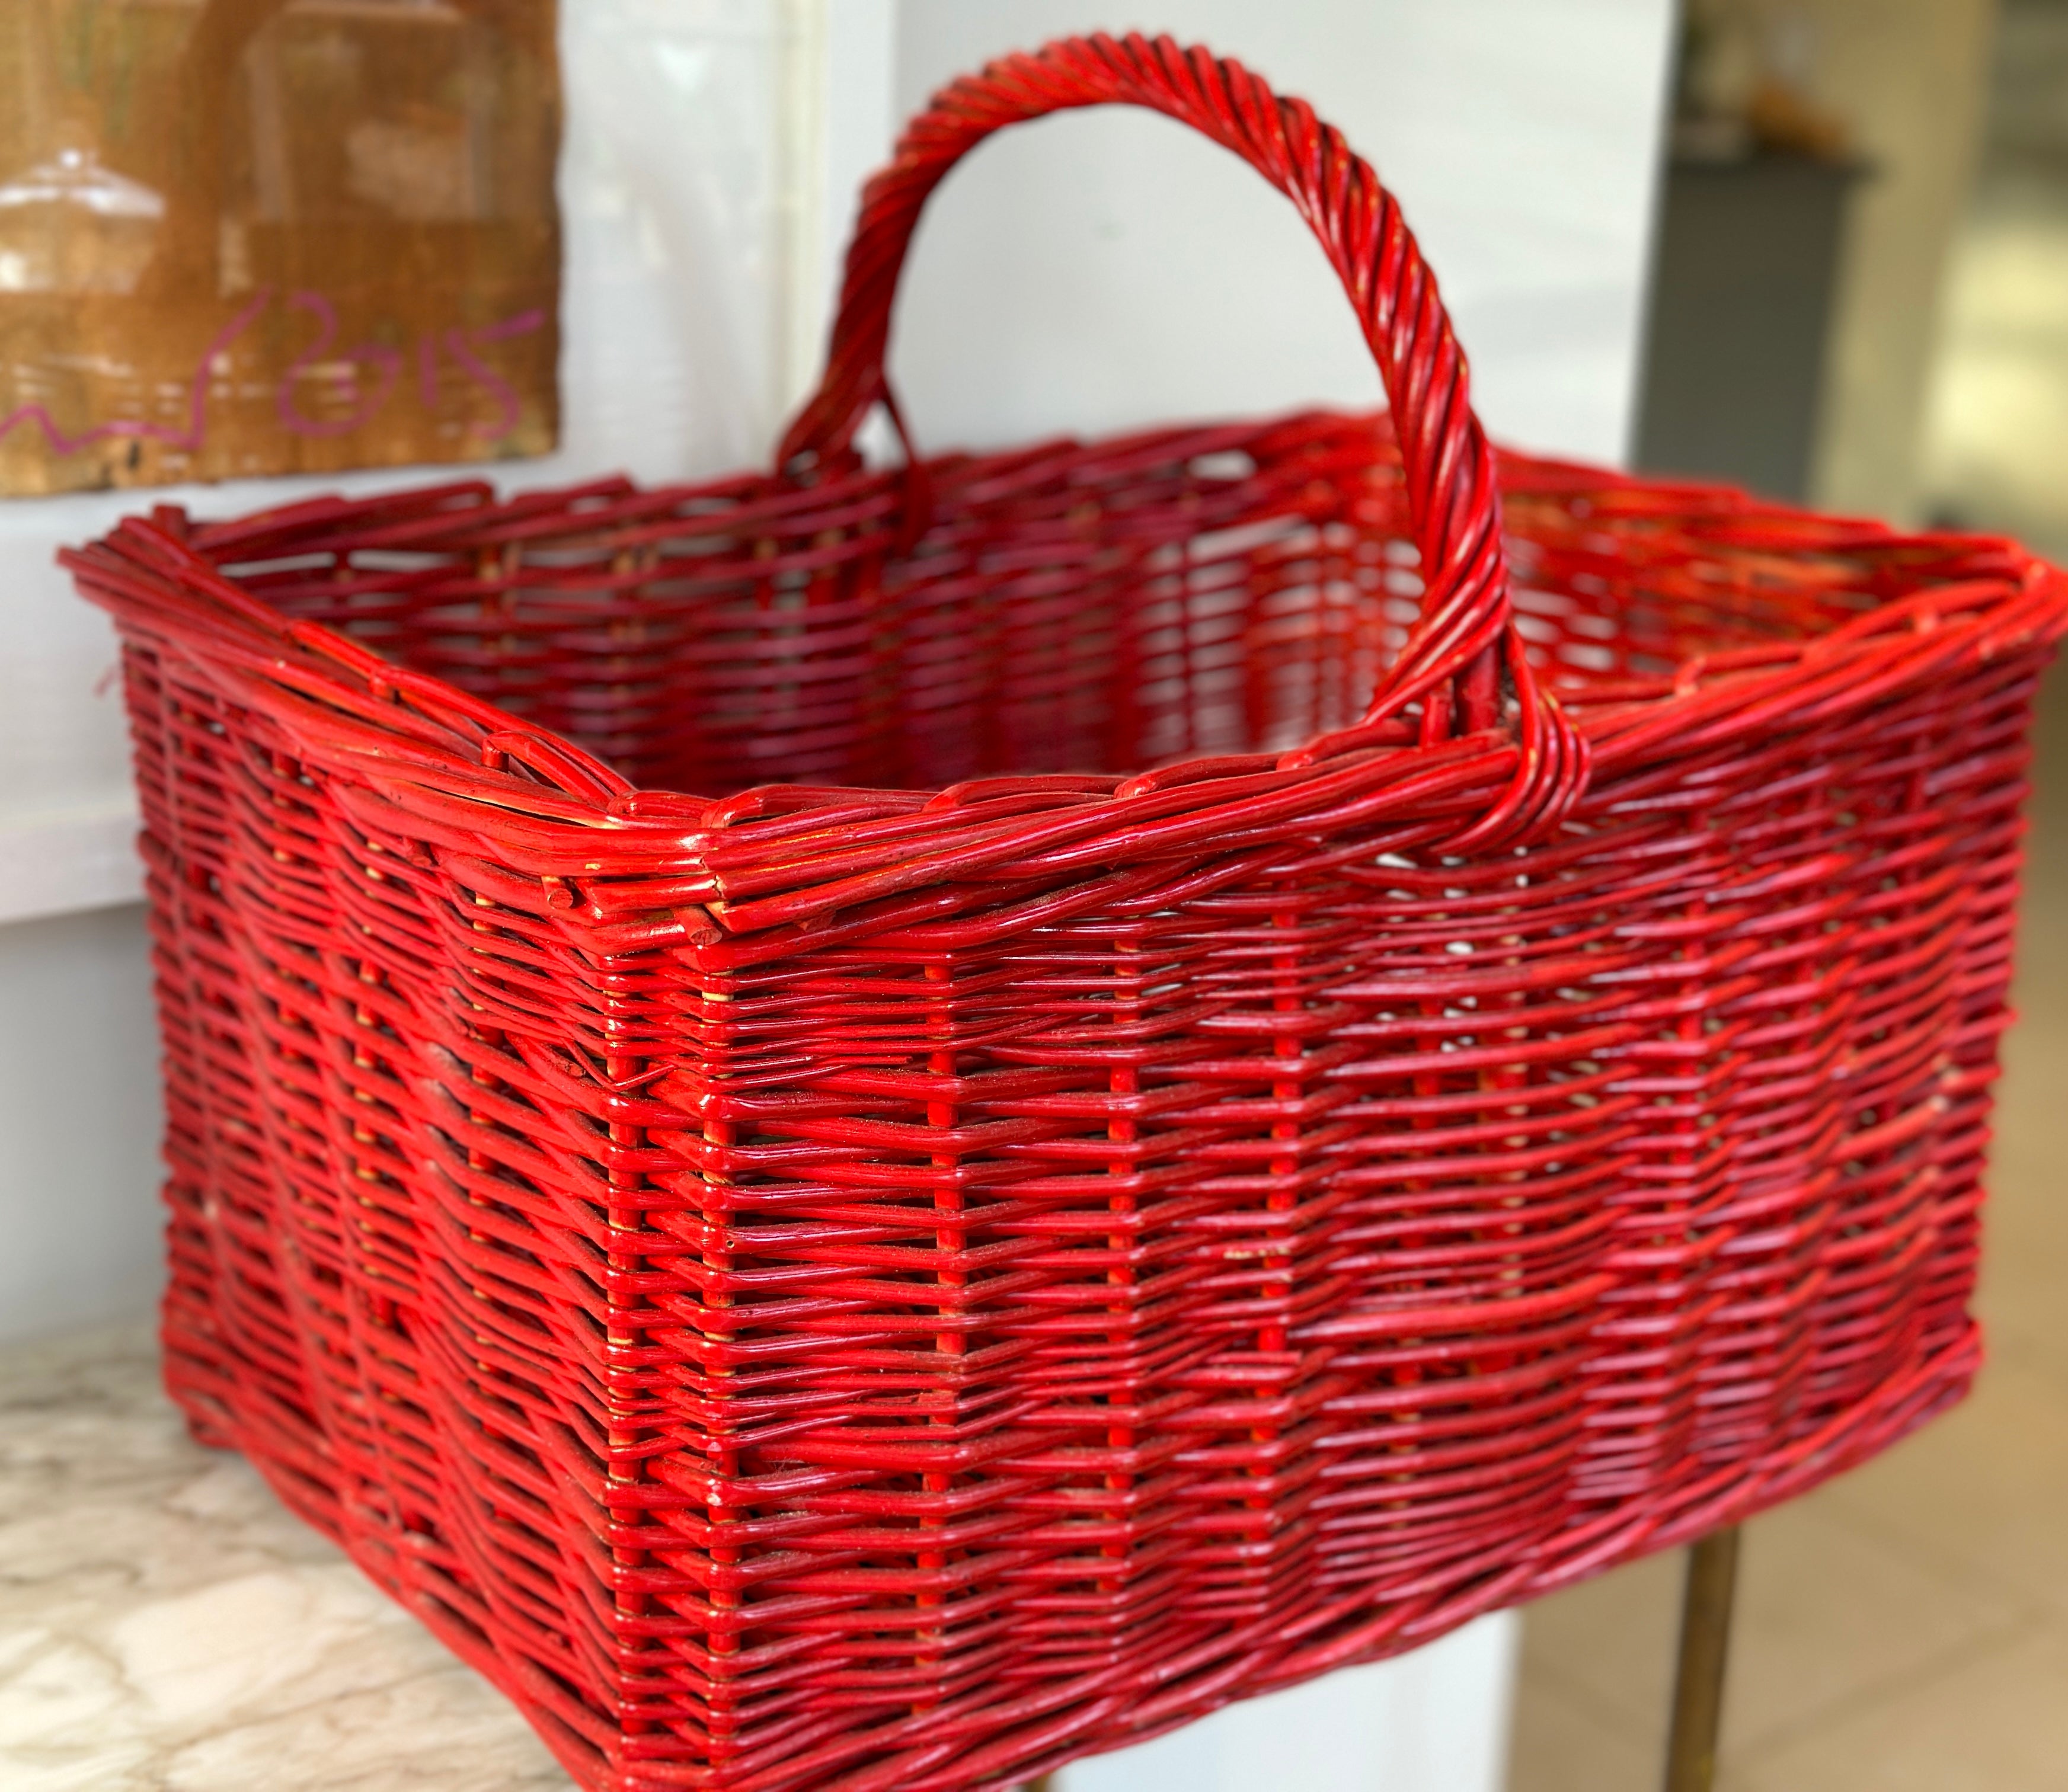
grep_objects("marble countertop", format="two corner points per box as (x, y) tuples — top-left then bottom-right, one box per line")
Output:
(0, 1324), (1518, 1792)
(0, 1323), (574, 1790)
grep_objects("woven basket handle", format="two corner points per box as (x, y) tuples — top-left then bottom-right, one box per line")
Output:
(778, 31), (1530, 745)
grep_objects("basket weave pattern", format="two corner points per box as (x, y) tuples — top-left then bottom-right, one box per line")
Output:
(67, 34), (2066, 1792)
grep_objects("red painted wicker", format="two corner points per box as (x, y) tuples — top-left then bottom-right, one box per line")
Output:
(65, 33), (2066, 1792)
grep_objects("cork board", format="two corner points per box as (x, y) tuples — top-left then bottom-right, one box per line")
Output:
(0, 0), (560, 497)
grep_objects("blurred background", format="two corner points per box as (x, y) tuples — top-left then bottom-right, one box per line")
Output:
(1518, 3), (2068, 1788)
(1631, 0), (2068, 551)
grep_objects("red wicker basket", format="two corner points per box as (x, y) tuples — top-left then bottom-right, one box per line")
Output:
(65, 33), (2066, 1792)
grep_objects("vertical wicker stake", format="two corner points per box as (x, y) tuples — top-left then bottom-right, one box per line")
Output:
(1664, 1527), (1743, 1792)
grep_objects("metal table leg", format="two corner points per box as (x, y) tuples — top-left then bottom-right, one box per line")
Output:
(1663, 1525), (1742, 1792)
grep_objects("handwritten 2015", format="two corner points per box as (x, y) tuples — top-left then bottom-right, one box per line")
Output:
(1, 288), (545, 459)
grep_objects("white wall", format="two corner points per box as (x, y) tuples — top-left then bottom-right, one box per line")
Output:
(888, 0), (1676, 466)
(0, 906), (164, 1337)
(1057, 1614), (1520, 1792)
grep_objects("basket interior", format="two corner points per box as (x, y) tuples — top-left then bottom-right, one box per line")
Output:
(207, 411), (1891, 798)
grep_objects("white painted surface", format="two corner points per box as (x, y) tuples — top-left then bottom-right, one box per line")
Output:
(1057, 1612), (1520, 1792)
(0, 907), (164, 1340)
(0, 801), (143, 928)
(888, 0), (1676, 466)
(787, 0), (902, 412)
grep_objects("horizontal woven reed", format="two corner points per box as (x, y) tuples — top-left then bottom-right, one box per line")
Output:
(66, 33), (2067, 1792)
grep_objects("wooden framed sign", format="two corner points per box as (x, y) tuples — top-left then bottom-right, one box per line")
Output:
(0, 0), (561, 496)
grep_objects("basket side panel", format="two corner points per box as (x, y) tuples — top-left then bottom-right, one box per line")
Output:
(588, 646), (2047, 1792)
(119, 630), (330, 1483)
(203, 412), (1414, 803)
(594, 852), (1646, 1790)
(1797, 654), (2038, 1413)
(113, 621), (627, 1789)
(1920, 664), (2034, 1351)
(234, 479), (902, 798)
(885, 418), (1409, 785)
(382, 832), (723, 1787)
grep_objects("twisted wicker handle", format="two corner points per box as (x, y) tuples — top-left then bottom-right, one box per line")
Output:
(779, 31), (1527, 741)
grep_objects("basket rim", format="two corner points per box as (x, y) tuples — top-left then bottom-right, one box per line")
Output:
(61, 403), (2068, 944)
